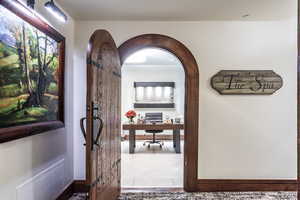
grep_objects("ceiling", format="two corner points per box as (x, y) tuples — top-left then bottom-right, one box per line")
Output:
(56, 0), (295, 21)
(123, 48), (182, 66)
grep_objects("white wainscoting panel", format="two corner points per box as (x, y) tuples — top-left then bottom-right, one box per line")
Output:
(16, 159), (65, 200)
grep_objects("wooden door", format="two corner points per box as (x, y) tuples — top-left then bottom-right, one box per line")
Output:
(86, 30), (121, 200)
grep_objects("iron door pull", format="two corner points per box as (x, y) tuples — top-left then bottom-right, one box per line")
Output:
(80, 117), (104, 148)
(94, 117), (103, 147)
(80, 117), (87, 145)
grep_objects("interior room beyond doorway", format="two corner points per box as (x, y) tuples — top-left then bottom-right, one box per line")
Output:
(121, 48), (185, 187)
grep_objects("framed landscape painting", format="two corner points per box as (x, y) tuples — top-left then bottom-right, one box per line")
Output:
(0, 0), (65, 143)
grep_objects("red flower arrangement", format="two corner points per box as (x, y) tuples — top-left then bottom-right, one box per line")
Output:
(125, 110), (136, 123)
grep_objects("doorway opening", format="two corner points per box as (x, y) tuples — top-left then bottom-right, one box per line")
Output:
(121, 47), (185, 188)
(118, 34), (199, 191)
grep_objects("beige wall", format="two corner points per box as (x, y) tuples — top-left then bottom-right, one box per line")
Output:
(1, 1), (297, 198)
(74, 15), (297, 180)
(0, 1), (75, 199)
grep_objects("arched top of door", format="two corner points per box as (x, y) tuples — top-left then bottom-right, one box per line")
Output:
(118, 34), (199, 78)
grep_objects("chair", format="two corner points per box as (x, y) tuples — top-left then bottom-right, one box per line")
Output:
(143, 112), (164, 148)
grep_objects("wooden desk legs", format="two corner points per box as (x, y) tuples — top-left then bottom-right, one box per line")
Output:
(129, 129), (180, 153)
(173, 131), (176, 148)
(173, 129), (181, 153)
(129, 130), (136, 154)
(134, 131), (136, 148)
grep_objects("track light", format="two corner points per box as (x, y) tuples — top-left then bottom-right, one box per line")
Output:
(27, 0), (35, 9)
(44, 0), (67, 22)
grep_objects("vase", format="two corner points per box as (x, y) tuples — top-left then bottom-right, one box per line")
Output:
(129, 117), (134, 124)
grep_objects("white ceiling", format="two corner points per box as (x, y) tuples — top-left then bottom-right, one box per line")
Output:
(124, 48), (182, 66)
(56, 0), (295, 21)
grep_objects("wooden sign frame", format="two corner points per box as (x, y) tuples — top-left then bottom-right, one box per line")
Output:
(211, 70), (283, 95)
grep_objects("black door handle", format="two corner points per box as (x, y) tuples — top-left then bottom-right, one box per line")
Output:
(93, 117), (103, 147)
(80, 117), (87, 145)
(80, 116), (104, 148)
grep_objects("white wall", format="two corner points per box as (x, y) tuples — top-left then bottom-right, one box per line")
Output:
(0, 1), (75, 199)
(74, 15), (297, 180)
(121, 64), (185, 134)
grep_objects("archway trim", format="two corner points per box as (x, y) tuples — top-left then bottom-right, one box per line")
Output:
(118, 34), (199, 191)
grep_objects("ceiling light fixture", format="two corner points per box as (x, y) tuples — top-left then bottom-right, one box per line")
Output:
(19, 0), (49, 23)
(27, 0), (35, 9)
(44, 0), (67, 22)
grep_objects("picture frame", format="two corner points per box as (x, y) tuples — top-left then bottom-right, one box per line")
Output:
(0, 0), (65, 143)
(133, 82), (175, 108)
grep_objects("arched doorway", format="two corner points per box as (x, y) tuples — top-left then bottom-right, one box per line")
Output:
(118, 34), (199, 191)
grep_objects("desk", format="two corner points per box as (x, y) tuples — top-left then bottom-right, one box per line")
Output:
(122, 124), (184, 154)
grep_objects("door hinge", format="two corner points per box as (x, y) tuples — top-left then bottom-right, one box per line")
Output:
(112, 159), (121, 167)
(87, 105), (91, 112)
(112, 71), (121, 78)
(87, 58), (103, 69)
(88, 176), (101, 188)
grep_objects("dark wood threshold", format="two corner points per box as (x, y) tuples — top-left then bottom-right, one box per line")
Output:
(197, 179), (298, 192)
(122, 187), (184, 193)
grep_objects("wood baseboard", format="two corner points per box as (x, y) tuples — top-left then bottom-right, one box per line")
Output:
(56, 181), (75, 200)
(196, 179), (297, 192)
(73, 180), (90, 193)
(56, 180), (88, 200)
(122, 134), (184, 141)
(56, 179), (297, 198)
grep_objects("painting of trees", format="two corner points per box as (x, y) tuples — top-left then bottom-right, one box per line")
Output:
(0, 5), (60, 128)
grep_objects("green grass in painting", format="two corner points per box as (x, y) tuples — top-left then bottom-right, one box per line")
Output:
(0, 95), (27, 115)
(0, 107), (48, 126)
(0, 43), (17, 58)
(0, 54), (19, 67)
(0, 94), (58, 128)
(0, 42), (19, 67)
(0, 84), (24, 97)
(48, 82), (58, 94)
(0, 102), (53, 127)
(16, 107), (43, 119)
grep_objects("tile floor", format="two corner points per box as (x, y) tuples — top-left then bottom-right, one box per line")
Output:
(121, 140), (184, 187)
(70, 192), (297, 200)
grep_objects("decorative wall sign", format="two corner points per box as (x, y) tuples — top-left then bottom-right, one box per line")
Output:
(0, 0), (65, 143)
(211, 70), (283, 95)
